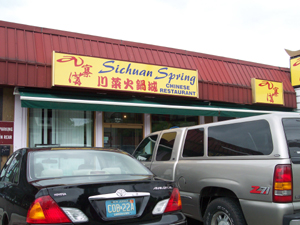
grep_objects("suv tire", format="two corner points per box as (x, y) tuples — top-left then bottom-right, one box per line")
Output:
(204, 197), (246, 225)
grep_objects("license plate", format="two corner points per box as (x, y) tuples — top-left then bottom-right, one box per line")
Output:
(105, 198), (136, 218)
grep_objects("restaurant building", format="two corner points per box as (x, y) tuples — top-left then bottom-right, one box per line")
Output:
(0, 21), (297, 165)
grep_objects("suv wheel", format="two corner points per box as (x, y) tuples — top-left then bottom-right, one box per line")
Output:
(204, 197), (246, 225)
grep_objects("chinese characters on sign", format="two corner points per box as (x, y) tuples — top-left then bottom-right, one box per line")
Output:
(52, 52), (198, 98)
(290, 56), (300, 87)
(251, 78), (284, 105)
(0, 122), (14, 145)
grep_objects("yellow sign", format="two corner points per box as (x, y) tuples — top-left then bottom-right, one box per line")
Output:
(290, 56), (300, 86)
(251, 78), (284, 105)
(52, 52), (198, 98)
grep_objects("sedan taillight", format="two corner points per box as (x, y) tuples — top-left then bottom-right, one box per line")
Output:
(164, 188), (182, 213)
(26, 195), (88, 224)
(152, 188), (182, 215)
(27, 195), (71, 224)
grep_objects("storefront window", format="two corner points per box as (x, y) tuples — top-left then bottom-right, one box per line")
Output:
(104, 112), (142, 124)
(103, 112), (143, 154)
(151, 114), (198, 132)
(29, 109), (94, 147)
(218, 117), (236, 122)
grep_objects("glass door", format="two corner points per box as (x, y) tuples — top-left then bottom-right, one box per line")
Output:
(103, 112), (143, 154)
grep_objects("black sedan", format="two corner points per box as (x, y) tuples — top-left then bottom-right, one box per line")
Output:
(0, 147), (186, 225)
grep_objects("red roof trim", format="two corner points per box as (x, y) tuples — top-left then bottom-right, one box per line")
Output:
(0, 20), (295, 108)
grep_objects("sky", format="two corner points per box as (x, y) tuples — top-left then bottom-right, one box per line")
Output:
(0, 0), (299, 68)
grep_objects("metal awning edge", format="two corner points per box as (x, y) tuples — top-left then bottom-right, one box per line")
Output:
(20, 95), (298, 116)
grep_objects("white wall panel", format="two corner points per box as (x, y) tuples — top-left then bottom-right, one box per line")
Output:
(13, 95), (27, 151)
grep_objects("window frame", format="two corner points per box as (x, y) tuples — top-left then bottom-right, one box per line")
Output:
(0, 153), (16, 182)
(28, 108), (94, 148)
(207, 119), (273, 157)
(0, 150), (23, 184)
(155, 132), (177, 162)
(133, 134), (158, 162)
(182, 128), (204, 157)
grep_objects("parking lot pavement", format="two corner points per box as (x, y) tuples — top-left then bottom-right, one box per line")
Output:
(187, 217), (203, 225)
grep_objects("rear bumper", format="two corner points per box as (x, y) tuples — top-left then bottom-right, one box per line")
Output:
(239, 199), (294, 225)
(27, 212), (186, 225)
(283, 213), (300, 225)
(139, 212), (187, 225)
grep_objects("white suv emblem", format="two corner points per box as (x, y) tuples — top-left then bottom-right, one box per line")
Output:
(116, 189), (127, 197)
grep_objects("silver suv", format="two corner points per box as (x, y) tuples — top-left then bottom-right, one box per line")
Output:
(132, 113), (300, 225)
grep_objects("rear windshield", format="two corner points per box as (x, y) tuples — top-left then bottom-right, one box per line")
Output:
(283, 118), (300, 158)
(28, 150), (152, 181)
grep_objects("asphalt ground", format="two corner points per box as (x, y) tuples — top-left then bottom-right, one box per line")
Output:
(186, 217), (203, 225)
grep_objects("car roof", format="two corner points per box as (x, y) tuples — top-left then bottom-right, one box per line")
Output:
(145, 112), (300, 136)
(22, 147), (129, 155)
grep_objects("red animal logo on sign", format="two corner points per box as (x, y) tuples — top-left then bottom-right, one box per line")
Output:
(258, 81), (280, 103)
(57, 56), (93, 86)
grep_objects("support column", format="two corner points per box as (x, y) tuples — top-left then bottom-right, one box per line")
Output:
(13, 95), (27, 151)
(199, 116), (205, 124)
(144, 113), (151, 137)
(95, 111), (103, 147)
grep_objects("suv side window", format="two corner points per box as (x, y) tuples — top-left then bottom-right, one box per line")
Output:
(183, 128), (204, 157)
(208, 120), (273, 156)
(133, 135), (158, 161)
(283, 118), (300, 158)
(156, 132), (176, 161)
